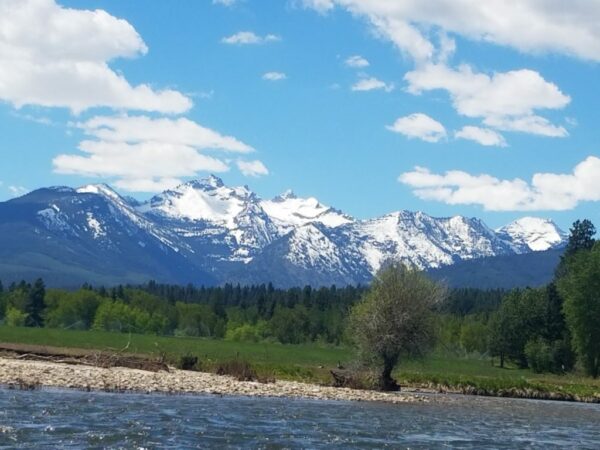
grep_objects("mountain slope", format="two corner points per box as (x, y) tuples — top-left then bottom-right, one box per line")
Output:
(0, 187), (215, 287)
(428, 248), (564, 289)
(0, 177), (568, 287)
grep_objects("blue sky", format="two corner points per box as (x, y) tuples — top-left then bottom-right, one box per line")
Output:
(1, 0), (600, 230)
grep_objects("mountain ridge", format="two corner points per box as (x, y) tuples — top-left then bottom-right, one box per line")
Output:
(0, 176), (567, 287)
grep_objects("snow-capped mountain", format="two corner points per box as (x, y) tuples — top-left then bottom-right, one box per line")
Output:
(138, 176), (278, 262)
(496, 217), (567, 252)
(0, 176), (568, 287)
(260, 190), (353, 234)
(349, 211), (515, 273)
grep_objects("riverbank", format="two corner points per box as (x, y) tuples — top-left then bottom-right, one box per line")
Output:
(0, 357), (431, 404)
(0, 327), (599, 403)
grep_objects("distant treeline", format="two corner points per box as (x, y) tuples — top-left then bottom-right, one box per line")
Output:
(0, 275), (505, 347)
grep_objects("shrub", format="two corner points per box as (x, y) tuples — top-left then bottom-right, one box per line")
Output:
(215, 359), (257, 382)
(5, 307), (28, 327)
(525, 338), (576, 373)
(177, 354), (200, 371)
(225, 321), (270, 342)
(525, 338), (553, 373)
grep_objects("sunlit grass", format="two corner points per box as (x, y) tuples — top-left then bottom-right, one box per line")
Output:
(0, 326), (598, 398)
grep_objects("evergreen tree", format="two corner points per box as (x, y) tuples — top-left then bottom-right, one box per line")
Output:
(25, 278), (45, 327)
(565, 219), (596, 257)
(558, 243), (600, 378)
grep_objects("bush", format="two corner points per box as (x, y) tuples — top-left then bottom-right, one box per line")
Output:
(5, 307), (28, 327)
(215, 359), (258, 381)
(225, 321), (270, 342)
(92, 301), (169, 335)
(330, 368), (383, 390)
(460, 321), (489, 354)
(525, 338), (575, 373)
(177, 354), (200, 371)
(525, 338), (553, 373)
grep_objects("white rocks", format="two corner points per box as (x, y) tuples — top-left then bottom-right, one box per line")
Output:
(0, 357), (428, 405)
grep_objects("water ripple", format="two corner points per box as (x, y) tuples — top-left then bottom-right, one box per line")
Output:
(0, 389), (598, 449)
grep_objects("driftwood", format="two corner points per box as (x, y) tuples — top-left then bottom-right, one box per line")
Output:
(330, 369), (358, 388)
(0, 343), (169, 373)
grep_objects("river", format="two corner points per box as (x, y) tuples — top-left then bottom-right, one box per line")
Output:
(0, 388), (598, 448)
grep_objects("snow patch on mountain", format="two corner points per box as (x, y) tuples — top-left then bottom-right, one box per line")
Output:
(261, 190), (353, 233)
(352, 211), (512, 273)
(284, 224), (344, 270)
(86, 212), (106, 239)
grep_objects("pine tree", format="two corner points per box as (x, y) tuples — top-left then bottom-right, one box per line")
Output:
(565, 219), (596, 257)
(25, 278), (46, 327)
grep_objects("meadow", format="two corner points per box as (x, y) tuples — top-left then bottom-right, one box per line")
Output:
(1, 326), (598, 401)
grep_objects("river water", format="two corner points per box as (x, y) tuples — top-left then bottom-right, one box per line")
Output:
(0, 388), (598, 449)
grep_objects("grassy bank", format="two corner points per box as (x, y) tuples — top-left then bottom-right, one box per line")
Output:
(0, 326), (350, 383)
(0, 326), (598, 401)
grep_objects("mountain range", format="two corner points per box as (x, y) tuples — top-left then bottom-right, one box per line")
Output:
(0, 176), (567, 288)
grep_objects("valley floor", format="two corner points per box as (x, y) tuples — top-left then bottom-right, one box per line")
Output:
(0, 326), (598, 403)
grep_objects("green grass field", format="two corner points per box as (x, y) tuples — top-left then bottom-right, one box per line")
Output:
(0, 326), (598, 400)
(0, 326), (351, 382)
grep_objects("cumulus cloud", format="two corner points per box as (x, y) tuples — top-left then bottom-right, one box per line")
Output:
(8, 186), (28, 197)
(387, 113), (446, 143)
(301, 0), (600, 62)
(222, 31), (281, 45)
(53, 115), (257, 192)
(345, 55), (369, 68)
(399, 156), (600, 211)
(483, 115), (568, 138)
(351, 76), (393, 92)
(405, 64), (569, 138)
(262, 72), (287, 81)
(455, 126), (507, 147)
(75, 115), (253, 153)
(213, 0), (238, 6)
(0, 0), (191, 114)
(236, 160), (269, 177)
(303, 0), (580, 142)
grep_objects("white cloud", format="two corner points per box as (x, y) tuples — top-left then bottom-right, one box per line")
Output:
(345, 55), (369, 68)
(351, 76), (394, 92)
(483, 115), (568, 138)
(8, 185), (28, 197)
(213, 0), (238, 6)
(221, 31), (281, 45)
(262, 72), (287, 81)
(75, 115), (253, 153)
(406, 65), (570, 120)
(300, 0), (335, 14)
(399, 156), (600, 211)
(455, 126), (507, 147)
(237, 160), (269, 177)
(0, 0), (191, 114)
(405, 64), (570, 137)
(302, 0), (600, 62)
(303, 1), (578, 142)
(387, 113), (446, 143)
(53, 115), (256, 192)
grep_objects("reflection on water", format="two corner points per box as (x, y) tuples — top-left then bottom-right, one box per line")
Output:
(0, 388), (598, 449)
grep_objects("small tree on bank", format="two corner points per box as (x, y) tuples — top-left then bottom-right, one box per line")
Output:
(348, 264), (446, 391)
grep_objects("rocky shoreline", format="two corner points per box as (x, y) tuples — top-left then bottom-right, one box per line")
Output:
(0, 357), (431, 404)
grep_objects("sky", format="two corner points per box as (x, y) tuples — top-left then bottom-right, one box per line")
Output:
(1, 0), (600, 230)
